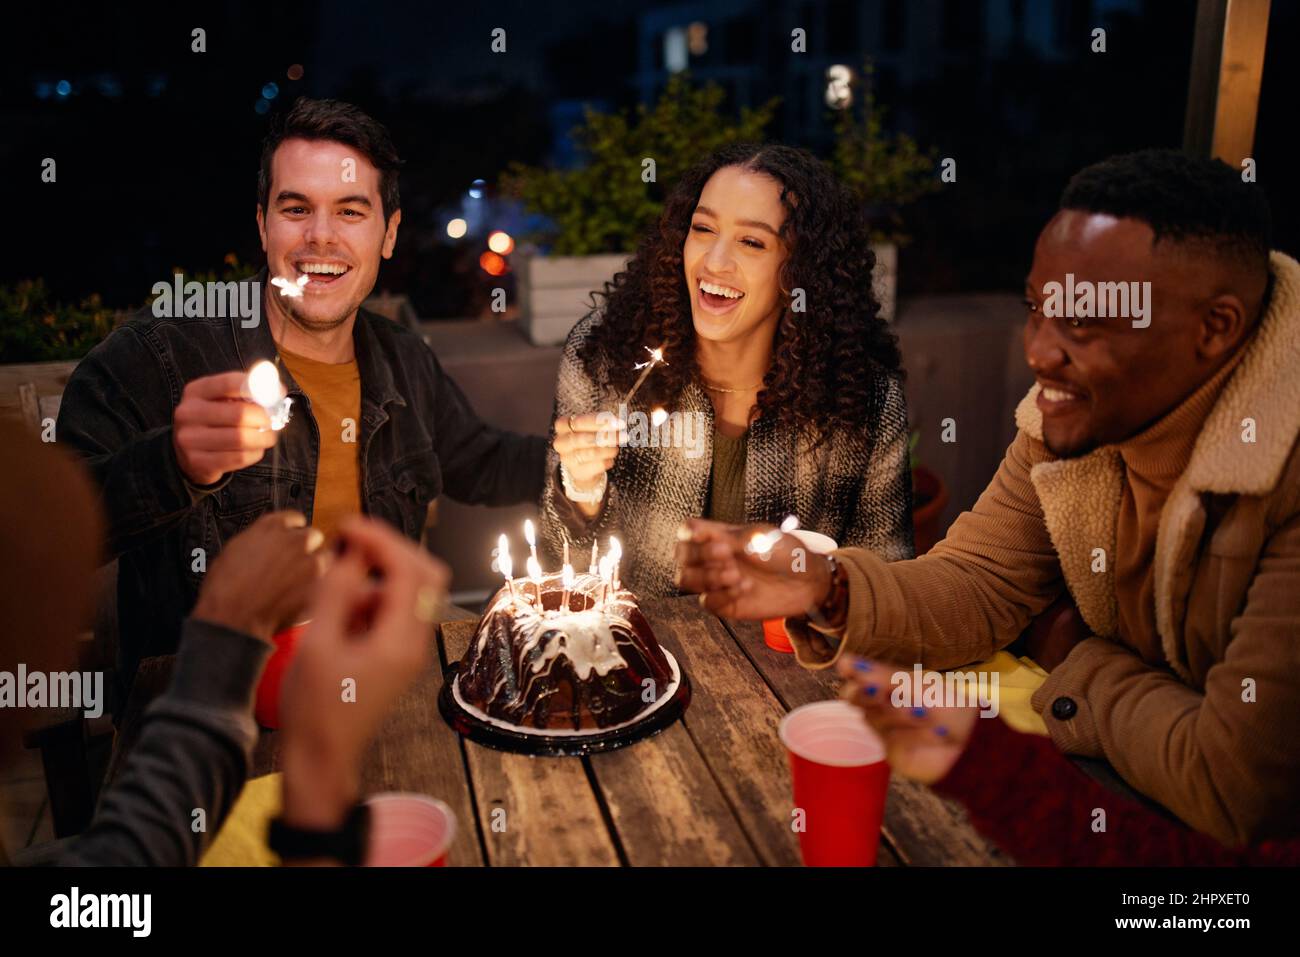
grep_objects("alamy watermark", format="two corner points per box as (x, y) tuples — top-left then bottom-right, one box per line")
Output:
(1, 665), (104, 718)
(151, 272), (261, 327)
(889, 664), (1000, 718)
(596, 404), (707, 459)
(1042, 273), (1151, 328)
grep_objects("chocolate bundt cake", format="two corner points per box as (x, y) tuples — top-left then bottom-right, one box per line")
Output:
(456, 572), (675, 731)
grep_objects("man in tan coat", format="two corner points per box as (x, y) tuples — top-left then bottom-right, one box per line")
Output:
(675, 150), (1298, 848)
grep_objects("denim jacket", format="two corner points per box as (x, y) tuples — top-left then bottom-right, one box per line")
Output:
(57, 297), (546, 695)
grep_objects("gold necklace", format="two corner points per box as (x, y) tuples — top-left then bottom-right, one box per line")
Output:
(702, 378), (763, 394)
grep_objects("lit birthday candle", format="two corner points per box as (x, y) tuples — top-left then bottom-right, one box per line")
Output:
(561, 562), (574, 614)
(598, 553), (613, 606)
(650, 407), (669, 428)
(524, 519), (539, 567)
(526, 554), (543, 607)
(497, 533), (518, 607)
(588, 539), (598, 576)
(608, 535), (622, 591)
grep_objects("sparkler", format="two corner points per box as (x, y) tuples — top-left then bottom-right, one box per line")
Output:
(746, 515), (800, 557)
(245, 360), (293, 431)
(621, 346), (666, 407)
(270, 274), (310, 298)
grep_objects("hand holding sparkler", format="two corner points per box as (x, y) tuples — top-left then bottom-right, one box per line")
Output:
(172, 369), (283, 486)
(673, 517), (834, 620)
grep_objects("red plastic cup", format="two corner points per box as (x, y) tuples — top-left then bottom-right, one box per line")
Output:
(254, 621), (309, 729)
(364, 793), (457, 867)
(763, 618), (795, 652)
(763, 530), (837, 654)
(779, 700), (890, 867)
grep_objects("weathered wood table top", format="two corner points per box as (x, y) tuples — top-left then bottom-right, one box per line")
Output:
(248, 595), (1005, 867)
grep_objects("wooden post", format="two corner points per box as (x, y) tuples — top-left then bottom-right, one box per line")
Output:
(1183, 0), (1271, 165)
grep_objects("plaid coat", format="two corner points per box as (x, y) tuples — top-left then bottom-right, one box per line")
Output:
(540, 314), (915, 596)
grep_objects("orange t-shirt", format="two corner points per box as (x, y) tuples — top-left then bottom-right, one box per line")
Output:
(278, 348), (362, 541)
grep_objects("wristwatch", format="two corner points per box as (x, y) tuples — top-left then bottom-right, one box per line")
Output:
(560, 462), (607, 504)
(268, 802), (371, 865)
(804, 553), (849, 634)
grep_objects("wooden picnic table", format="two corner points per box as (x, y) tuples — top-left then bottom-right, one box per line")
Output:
(240, 595), (1006, 867)
(110, 598), (1008, 865)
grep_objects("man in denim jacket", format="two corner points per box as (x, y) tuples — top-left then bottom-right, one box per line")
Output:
(57, 98), (545, 698)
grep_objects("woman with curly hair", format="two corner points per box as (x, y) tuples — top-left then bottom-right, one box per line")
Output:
(542, 142), (913, 596)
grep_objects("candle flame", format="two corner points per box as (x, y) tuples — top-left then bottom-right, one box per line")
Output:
(526, 555), (542, 581)
(247, 360), (285, 408)
(497, 533), (512, 579)
(650, 407), (668, 427)
(562, 563), (574, 588)
(524, 519), (536, 547)
(609, 535), (622, 559)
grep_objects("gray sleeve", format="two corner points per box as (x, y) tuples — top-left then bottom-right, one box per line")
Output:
(59, 620), (270, 867)
(538, 315), (624, 564)
(844, 373), (915, 561)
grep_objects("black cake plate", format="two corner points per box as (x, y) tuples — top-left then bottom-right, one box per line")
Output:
(438, 662), (692, 757)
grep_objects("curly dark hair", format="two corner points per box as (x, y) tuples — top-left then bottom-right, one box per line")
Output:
(577, 142), (903, 444)
(1060, 149), (1271, 269)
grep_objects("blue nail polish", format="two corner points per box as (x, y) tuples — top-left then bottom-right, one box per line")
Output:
(934, 726), (948, 737)
(865, 685), (877, 697)
(910, 707), (926, 718)
(853, 660), (873, 672)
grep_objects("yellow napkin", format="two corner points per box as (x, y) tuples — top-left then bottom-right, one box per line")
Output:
(960, 651), (1049, 736)
(200, 772), (283, 867)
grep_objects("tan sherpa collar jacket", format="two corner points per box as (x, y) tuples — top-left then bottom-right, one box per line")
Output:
(790, 252), (1300, 847)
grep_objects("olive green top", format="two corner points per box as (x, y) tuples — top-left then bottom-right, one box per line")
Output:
(706, 428), (749, 525)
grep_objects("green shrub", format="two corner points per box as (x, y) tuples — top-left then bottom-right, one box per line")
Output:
(829, 65), (940, 245)
(502, 75), (778, 256)
(1, 254), (256, 364)
(0, 279), (123, 363)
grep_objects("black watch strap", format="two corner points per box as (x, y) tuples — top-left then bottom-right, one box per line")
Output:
(268, 802), (371, 865)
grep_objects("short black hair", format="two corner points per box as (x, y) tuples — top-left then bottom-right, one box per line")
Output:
(1060, 149), (1271, 267)
(258, 97), (403, 222)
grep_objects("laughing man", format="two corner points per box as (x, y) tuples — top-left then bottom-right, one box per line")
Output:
(676, 150), (1300, 848)
(58, 98), (546, 694)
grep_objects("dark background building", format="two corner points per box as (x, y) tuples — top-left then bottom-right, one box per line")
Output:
(5, 0), (1296, 318)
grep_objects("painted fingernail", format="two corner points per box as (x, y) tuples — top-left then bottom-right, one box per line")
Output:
(853, 660), (873, 672)
(934, 726), (949, 738)
(865, 685), (878, 697)
(910, 707), (926, 718)
(676, 525), (692, 541)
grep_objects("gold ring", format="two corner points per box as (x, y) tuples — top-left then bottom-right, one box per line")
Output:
(414, 586), (442, 624)
(568, 414), (577, 433)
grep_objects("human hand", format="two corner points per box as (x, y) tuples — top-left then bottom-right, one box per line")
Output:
(190, 511), (328, 642)
(279, 516), (450, 831)
(672, 518), (833, 619)
(835, 655), (978, 785)
(172, 371), (280, 486)
(552, 412), (625, 516)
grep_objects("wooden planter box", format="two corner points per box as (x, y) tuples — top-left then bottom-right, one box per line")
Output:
(516, 252), (629, 346)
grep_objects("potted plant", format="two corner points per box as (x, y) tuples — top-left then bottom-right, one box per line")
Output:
(909, 430), (949, 555)
(502, 75), (777, 345)
(829, 65), (939, 321)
